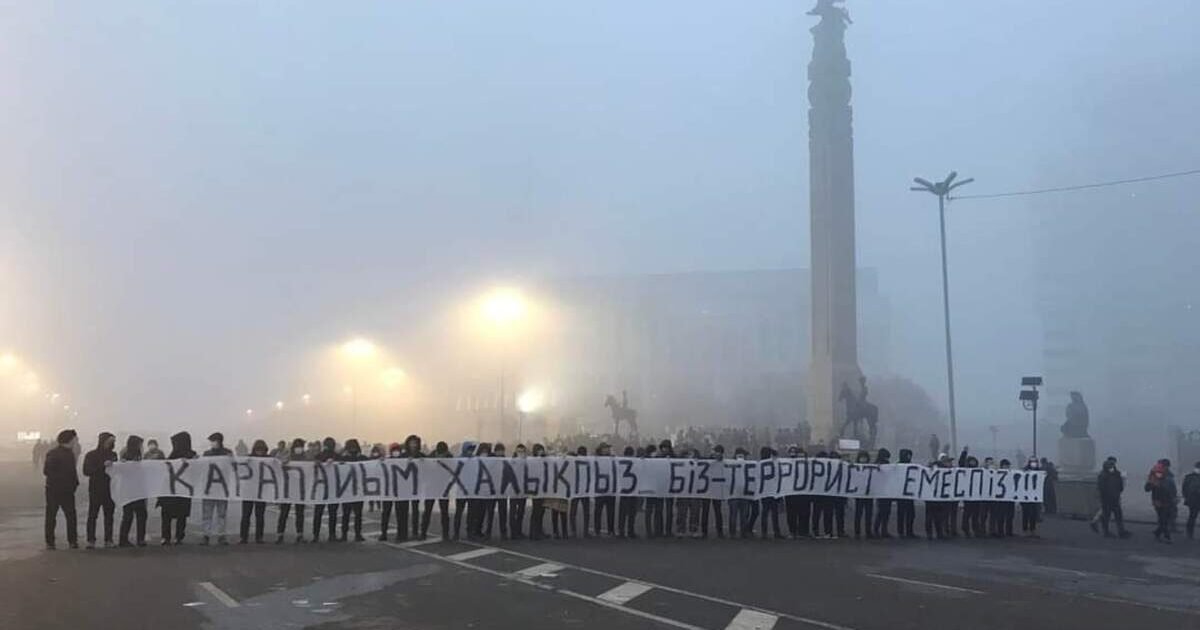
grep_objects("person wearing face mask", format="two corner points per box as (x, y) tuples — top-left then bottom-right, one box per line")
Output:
(420, 441), (453, 540)
(1182, 461), (1200, 540)
(338, 439), (367, 542)
(379, 442), (408, 541)
(453, 442), (477, 540)
(618, 445), (640, 538)
(239, 440), (271, 544)
(528, 443), (548, 540)
(276, 438), (309, 543)
(82, 431), (119, 549)
(1021, 457), (1043, 538)
(200, 432), (233, 546)
(1094, 456), (1130, 538)
(852, 451), (874, 539)
(311, 437), (340, 542)
(895, 449), (917, 538)
(117, 435), (148, 547)
(509, 444), (529, 538)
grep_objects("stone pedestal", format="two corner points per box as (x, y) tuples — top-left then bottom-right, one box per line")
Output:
(1054, 477), (1099, 519)
(1057, 436), (1096, 476)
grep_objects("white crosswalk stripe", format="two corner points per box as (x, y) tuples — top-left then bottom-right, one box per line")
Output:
(725, 608), (779, 630)
(446, 547), (501, 561)
(596, 581), (653, 605)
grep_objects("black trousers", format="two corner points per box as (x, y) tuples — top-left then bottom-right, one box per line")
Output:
(813, 497), (833, 536)
(663, 498), (675, 536)
(1021, 503), (1040, 533)
(961, 503), (979, 536)
(87, 493), (115, 544)
(312, 504), (339, 540)
(277, 504), (305, 535)
(466, 499), (485, 538)
(760, 498), (781, 537)
(45, 488), (78, 546)
(569, 498), (591, 537)
(701, 499), (723, 537)
(161, 510), (187, 542)
(240, 500), (265, 542)
(874, 499), (893, 536)
(420, 499), (448, 538)
(618, 497), (638, 537)
(998, 503), (1014, 536)
(924, 502), (946, 539)
(594, 496), (616, 535)
(453, 499), (468, 539)
(484, 499), (508, 538)
(645, 498), (663, 537)
(853, 498), (874, 537)
(340, 502), (363, 539)
(1186, 505), (1198, 539)
(796, 496), (812, 537)
(833, 498), (847, 535)
(896, 499), (915, 537)
(120, 500), (147, 544)
(1100, 501), (1125, 535)
(784, 496), (800, 536)
(530, 499), (546, 539)
(510, 498), (527, 537)
(380, 501), (410, 540)
(1153, 505), (1171, 538)
(744, 500), (760, 535)
(947, 502), (960, 535)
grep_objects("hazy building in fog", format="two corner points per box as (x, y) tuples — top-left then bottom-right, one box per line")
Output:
(535, 268), (891, 431)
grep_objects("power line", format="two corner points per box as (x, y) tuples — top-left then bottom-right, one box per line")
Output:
(949, 167), (1200, 201)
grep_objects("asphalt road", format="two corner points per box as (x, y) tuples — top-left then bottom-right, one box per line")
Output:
(1, 469), (1197, 630)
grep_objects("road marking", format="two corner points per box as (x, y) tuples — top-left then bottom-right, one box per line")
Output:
(865, 574), (984, 595)
(198, 581), (241, 608)
(516, 562), (564, 578)
(447, 547), (500, 561)
(398, 537), (443, 548)
(387, 541), (855, 630)
(597, 581), (653, 605)
(725, 609), (779, 630)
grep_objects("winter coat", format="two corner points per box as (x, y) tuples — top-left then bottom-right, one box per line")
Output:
(1144, 467), (1178, 509)
(158, 432), (196, 515)
(1097, 468), (1124, 504)
(1182, 471), (1200, 508)
(43, 445), (79, 494)
(82, 432), (118, 499)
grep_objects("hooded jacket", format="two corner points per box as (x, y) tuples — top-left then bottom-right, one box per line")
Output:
(159, 432), (196, 513)
(1144, 462), (1177, 508)
(403, 434), (424, 458)
(43, 440), (79, 494)
(82, 432), (119, 497)
(285, 438), (309, 462)
(339, 439), (366, 463)
(1097, 466), (1124, 503)
(315, 437), (339, 463)
(1183, 469), (1200, 508)
(121, 435), (144, 462)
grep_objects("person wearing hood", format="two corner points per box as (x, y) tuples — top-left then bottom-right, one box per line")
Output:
(1021, 457), (1043, 538)
(509, 443), (529, 538)
(270, 440), (288, 460)
(339, 439), (367, 542)
(452, 441), (476, 540)
(1144, 458), (1177, 542)
(82, 431), (119, 548)
(893, 449), (917, 538)
(239, 440), (271, 544)
(276, 438), (309, 543)
(144, 439), (165, 460)
(44, 429), (80, 550)
(311, 437), (340, 542)
(117, 435), (148, 547)
(852, 450), (874, 539)
(871, 448), (893, 538)
(1095, 456), (1130, 538)
(158, 432), (196, 545)
(1182, 460), (1200, 540)
(234, 439), (249, 457)
(379, 441), (409, 542)
(200, 432), (233, 545)
(420, 441), (453, 540)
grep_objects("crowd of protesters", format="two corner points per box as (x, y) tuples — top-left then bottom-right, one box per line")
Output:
(39, 427), (1199, 550)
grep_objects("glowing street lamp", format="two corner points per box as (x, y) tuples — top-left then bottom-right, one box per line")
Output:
(477, 288), (531, 440)
(0, 353), (17, 372)
(341, 337), (378, 360)
(275, 400), (284, 411)
(380, 367), (406, 390)
(301, 394), (312, 406)
(516, 388), (545, 443)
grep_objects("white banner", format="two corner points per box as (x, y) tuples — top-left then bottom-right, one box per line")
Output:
(111, 456), (1044, 507)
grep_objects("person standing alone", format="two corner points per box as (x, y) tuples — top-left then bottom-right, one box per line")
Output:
(44, 429), (80, 550)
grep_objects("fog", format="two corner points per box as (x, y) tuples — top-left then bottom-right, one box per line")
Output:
(2, 2), (1198, 470)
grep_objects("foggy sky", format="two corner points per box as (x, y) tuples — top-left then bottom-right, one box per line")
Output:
(2, 1), (1198, 442)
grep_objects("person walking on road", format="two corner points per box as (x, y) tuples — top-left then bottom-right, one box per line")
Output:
(1144, 459), (1177, 543)
(1181, 461), (1200, 540)
(200, 432), (232, 545)
(117, 435), (148, 547)
(82, 431), (118, 548)
(44, 429), (80, 550)
(1092, 456), (1130, 538)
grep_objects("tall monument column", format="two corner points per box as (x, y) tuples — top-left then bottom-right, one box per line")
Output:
(806, 0), (861, 445)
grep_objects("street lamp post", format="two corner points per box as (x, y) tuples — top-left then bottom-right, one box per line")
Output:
(911, 171), (974, 454)
(1019, 376), (1043, 459)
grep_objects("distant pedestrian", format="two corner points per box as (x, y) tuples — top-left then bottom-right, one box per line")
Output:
(118, 435), (148, 547)
(1183, 461), (1200, 540)
(82, 432), (118, 548)
(44, 429), (80, 550)
(1093, 456), (1129, 538)
(200, 431), (232, 545)
(1145, 459), (1177, 543)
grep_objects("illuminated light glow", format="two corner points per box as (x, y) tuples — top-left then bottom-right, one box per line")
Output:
(245, 408), (254, 416)
(480, 288), (527, 327)
(517, 388), (545, 414)
(275, 401), (284, 410)
(341, 337), (378, 360)
(301, 394), (312, 405)
(0, 353), (17, 371)
(343, 385), (353, 396)
(380, 367), (406, 389)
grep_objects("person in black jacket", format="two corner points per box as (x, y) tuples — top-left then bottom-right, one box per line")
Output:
(158, 432), (196, 545)
(402, 435), (425, 539)
(759, 446), (783, 539)
(239, 440), (271, 544)
(592, 442), (616, 536)
(509, 443), (529, 539)
(379, 442), (407, 542)
(311, 437), (340, 542)
(1184, 461), (1200, 540)
(117, 435), (148, 547)
(1095, 456), (1129, 538)
(338, 439), (367, 542)
(44, 429), (80, 550)
(82, 431), (118, 548)
(420, 441), (453, 540)
(568, 445), (592, 539)
(276, 438), (308, 544)
(872, 448), (893, 538)
(852, 450), (874, 539)
(895, 449), (917, 538)
(618, 445), (640, 538)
